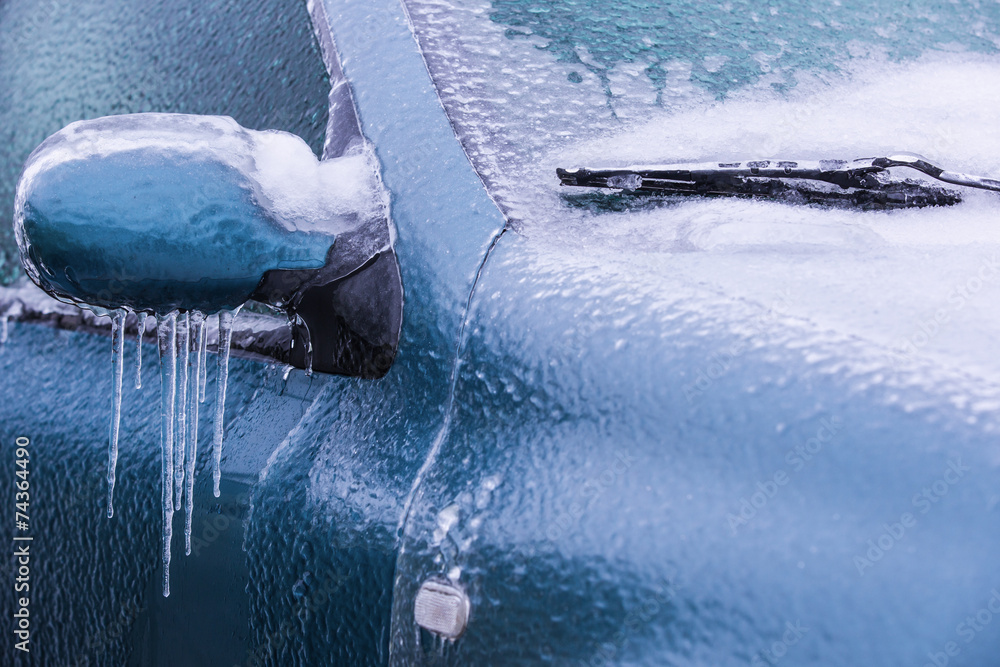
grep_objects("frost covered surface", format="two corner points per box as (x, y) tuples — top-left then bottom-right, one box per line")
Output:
(402, 0), (1000, 384)
(386, 2), (1000, 663)
(14, 113), (386, 314)
(404, 0), (1000, 222)
(545, 56), (1000, 386)
(487, 0), (1000, 99)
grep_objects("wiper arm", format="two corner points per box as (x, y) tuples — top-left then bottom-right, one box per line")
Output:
(870, 153), (1000, 193)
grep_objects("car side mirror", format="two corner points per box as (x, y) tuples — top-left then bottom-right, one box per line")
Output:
(13, 112), (402, 378)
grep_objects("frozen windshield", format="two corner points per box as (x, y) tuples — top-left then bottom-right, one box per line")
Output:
(402, 0), (1000, 227)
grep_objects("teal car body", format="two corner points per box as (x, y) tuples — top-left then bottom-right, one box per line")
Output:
(3, 0), (1000, 665)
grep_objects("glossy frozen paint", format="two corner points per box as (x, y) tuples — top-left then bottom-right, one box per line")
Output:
(3, 0), (1000, 665)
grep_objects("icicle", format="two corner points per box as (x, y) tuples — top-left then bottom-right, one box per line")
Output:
(184, 311), (205, 555)
(106, 310), (126, 519)
(135, 312), (148, 389)
(174, 313), (189, 511)
(156, 312), (178, 597)
(0, 313), (8, 346)
(212, 307), (239, 498)
(293, 312), (314, 377)
(304, 322), (314, 378)
(197, 321), (208, 403)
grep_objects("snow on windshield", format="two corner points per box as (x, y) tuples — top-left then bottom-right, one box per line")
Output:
(403, 0), (1000, 385)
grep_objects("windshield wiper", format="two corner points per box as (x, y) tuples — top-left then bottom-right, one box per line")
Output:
(556, 154), (1000, 209)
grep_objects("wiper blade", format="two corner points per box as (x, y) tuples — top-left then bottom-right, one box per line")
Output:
(556, 153), (999, 209)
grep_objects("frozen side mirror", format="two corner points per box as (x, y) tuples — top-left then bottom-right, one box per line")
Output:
(14, 113), (402, 377)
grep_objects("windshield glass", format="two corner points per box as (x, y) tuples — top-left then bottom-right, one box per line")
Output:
(402, 0), (1000, 227)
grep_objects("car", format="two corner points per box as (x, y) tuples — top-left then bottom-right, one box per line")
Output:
(3, 0), (1000, 665)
